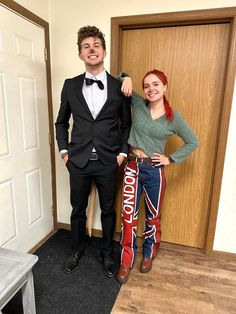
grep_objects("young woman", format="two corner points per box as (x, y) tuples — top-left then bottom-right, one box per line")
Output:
(117, 69), (199, 284)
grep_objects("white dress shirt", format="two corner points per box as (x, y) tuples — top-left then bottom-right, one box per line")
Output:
(83, 70), (107, 119)
(83, 70), (107, 152)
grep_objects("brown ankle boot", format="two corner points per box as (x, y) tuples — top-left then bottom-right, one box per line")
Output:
(117, 265), (131, 284)
(140, 256), (154, 273)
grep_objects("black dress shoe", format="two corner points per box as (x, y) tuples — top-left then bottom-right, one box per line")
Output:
(64, 250), (84, 274)
(102, 255), (116, 278)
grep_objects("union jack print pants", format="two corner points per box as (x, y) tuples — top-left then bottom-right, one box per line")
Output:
(120, 161), (166, 268)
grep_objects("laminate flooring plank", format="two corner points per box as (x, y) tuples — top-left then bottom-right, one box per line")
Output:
(112, 243), (236, 314)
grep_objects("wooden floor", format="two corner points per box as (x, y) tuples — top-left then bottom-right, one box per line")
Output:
(112, 242), (236, 314)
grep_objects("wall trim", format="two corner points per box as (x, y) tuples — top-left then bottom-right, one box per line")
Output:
(29, 230), (56, 253)
(55, 225), (236, 260)
(211, 250), (236, 261)
(56, 222), (104, 238)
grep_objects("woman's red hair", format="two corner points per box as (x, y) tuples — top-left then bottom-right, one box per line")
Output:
(142, 69), (174, 121)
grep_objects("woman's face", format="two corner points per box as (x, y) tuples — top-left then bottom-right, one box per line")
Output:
(143, 73), (167, 103)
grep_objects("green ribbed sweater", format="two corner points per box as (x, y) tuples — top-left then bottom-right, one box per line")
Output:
(128, 91), (199, 164)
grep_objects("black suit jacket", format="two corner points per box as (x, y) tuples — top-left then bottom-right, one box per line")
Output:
(55, 72), (131, 168)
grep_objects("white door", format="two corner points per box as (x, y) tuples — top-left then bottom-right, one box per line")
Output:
(0, 5), (53, 251)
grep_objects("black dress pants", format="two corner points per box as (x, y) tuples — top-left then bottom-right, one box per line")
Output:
(67, 159), (119, 257)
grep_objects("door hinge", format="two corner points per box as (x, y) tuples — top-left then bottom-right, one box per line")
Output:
(44, 48), (48, 61)
(52, 206), (55, 216)
(48, 132), (51, 145)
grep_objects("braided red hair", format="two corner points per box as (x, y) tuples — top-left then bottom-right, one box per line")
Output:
(142, 69), (174, 121)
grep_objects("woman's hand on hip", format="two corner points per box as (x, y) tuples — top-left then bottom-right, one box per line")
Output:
(151, 153), (170, 166)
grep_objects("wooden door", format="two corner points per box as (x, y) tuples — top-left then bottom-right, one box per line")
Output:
(0, 4), (53, 251)
(114, 23), (230, 248)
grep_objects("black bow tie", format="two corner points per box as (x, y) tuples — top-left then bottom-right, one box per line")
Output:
(85, 78), (104, 90)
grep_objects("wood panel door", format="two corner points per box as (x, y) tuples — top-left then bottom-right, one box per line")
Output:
(115, 22), (230, 248)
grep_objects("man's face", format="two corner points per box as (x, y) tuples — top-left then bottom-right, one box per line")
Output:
(79, 37), (106, 68)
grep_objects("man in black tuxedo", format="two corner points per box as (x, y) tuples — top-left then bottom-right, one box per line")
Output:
(55, 26), (131, 277)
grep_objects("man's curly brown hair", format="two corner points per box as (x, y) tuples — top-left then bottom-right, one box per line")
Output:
(77, 25), (106, 53)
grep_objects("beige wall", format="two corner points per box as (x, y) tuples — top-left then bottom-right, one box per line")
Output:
(214, 84), (236, 253)
(14, 0), (236, 253)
